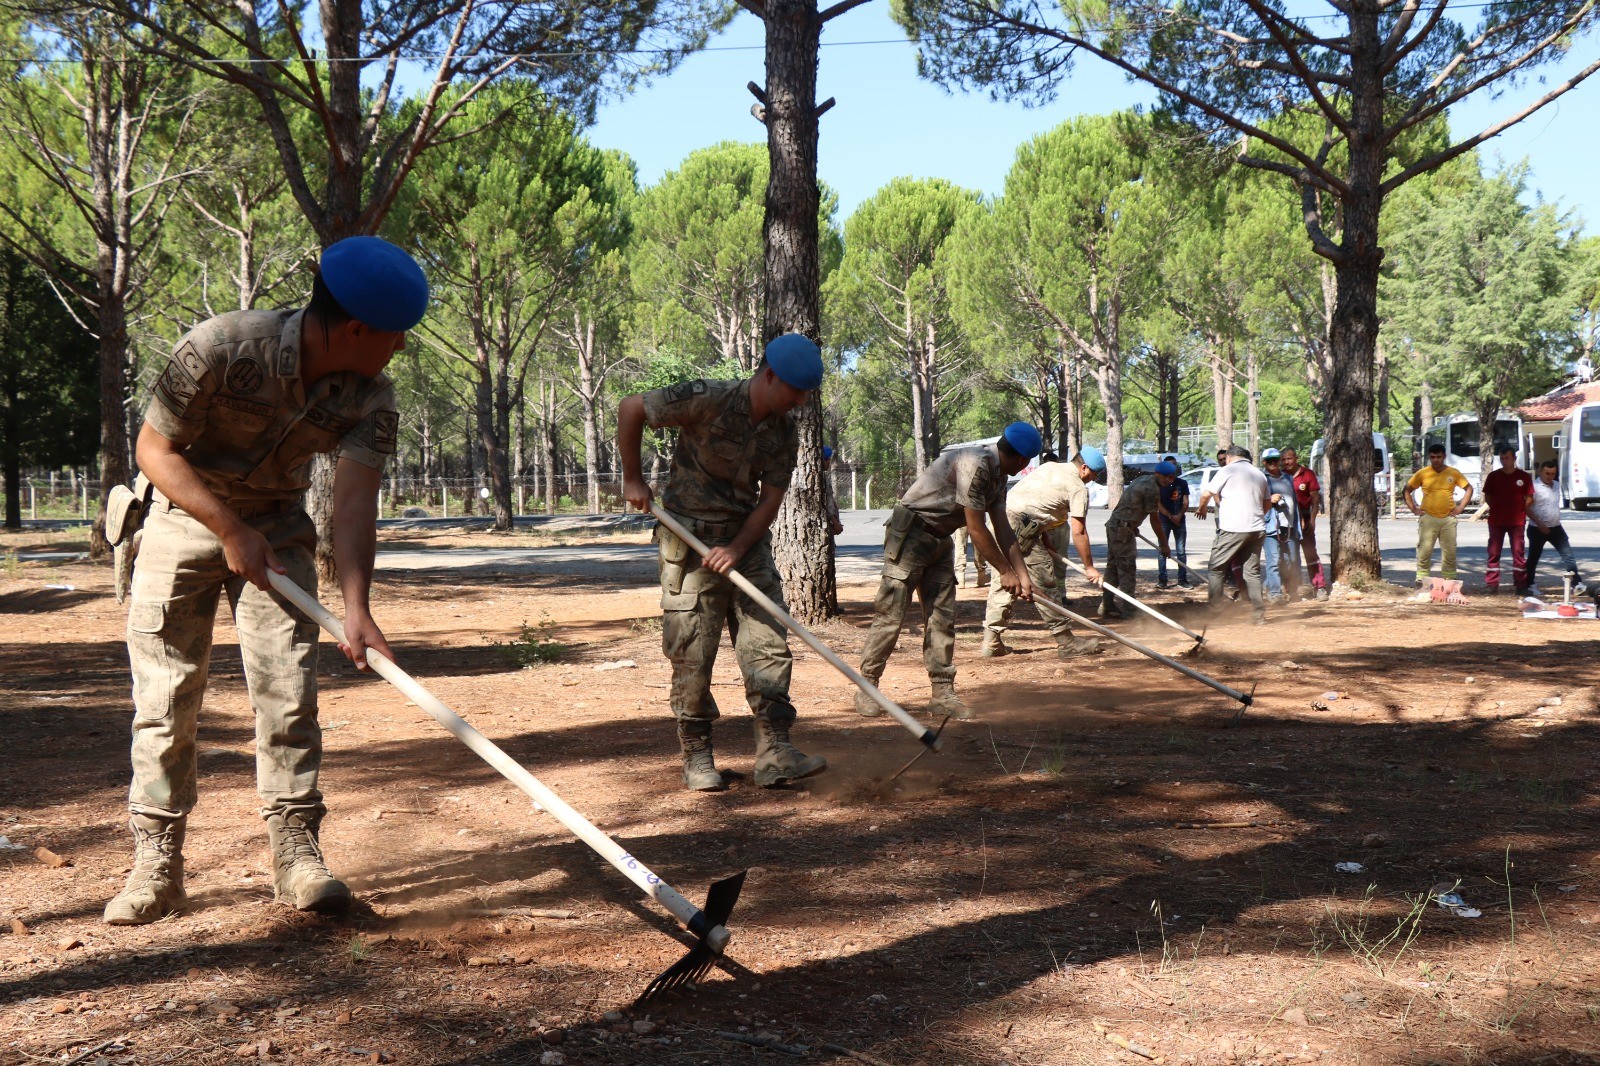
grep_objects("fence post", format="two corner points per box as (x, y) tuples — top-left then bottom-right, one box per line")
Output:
(82, 482), (89, 518)
(851, 469), (858, 511)
(864, 476), (873, 512)
(442, 488), (449, 519)
(29, 483), (36, 520)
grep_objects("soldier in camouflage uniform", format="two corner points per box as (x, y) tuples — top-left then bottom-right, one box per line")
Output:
(983, 447), (1108, 658)
(854, 423), (1041, 722)
(1099, 462), (1177, 620)
(618, 334), (828, 792)
(104, 237), (428, 925)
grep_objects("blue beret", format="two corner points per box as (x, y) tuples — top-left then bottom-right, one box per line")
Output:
(765, 333), (823, 390)
(1155, 461), (1180, 476)
(822, 445), (834, 460)
(321, 236), (429, 333)
(1078, 445), (1107, 472)
(1002, 422), (1042, 459)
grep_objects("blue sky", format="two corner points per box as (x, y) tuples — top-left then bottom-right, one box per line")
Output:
(588, 5), (1600, 229)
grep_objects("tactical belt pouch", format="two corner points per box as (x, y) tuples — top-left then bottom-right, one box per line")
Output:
(883, 504), (917, 563)
(655, 522), (693, 596)
(106, 476), (152, 547)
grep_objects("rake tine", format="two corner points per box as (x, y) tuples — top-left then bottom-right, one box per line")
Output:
(637, 870), (747, 1005)
(1227, 681), (1258, 726)
(888, 715), (952, 782)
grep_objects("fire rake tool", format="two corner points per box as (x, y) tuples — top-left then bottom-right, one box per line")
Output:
(267, 571), (743, 1002)
(651, 504), (943, 754)
(1058, 555), (1205, 648)
(1029, 593), (1254, 716)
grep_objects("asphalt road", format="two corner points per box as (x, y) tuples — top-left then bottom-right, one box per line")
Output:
(17, 507), (1600, 587)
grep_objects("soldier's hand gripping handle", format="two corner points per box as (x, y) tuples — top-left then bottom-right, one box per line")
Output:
(623, 476), (653, 512)
(222, 521), (287, 591)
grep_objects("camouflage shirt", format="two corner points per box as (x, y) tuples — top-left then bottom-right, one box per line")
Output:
(899, 445), (1007, 537)
(642, 377), (798, 524)
(1108, 475), (1164, 526)
(143, 309), (398, 509)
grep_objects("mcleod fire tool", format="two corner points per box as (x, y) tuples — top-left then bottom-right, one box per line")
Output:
(267, 572), (743, 1003)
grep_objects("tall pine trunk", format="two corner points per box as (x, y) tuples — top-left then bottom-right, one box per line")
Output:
(761, 0), (833, 624)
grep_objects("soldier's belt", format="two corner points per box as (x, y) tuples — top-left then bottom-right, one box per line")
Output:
(665, 511), (743, 541)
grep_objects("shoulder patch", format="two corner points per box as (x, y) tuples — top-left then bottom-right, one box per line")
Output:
(666, 380), (708, 403)
(156, 362), (199, 411)
(225, 356), (265, 396)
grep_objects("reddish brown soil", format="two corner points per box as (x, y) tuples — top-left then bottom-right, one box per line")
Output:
(2, 533), (1598, 1066)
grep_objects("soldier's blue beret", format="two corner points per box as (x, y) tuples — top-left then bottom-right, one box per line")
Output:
(1079, 445), (1107, 472)
(321, 236), (429, 333)
(765, 333), (824, 390)
(1155, 461), (1180, 476)
(1002, 422), (1042, 459)
(823, 446), (834, 460)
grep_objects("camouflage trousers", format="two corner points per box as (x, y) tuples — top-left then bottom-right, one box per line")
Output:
(858, 525), (957, 685)
(1102, 519), (1140, 608)
(657, 527), (796, 729)
(984, 524), (1074, 641)
(125, 504), (322, 822)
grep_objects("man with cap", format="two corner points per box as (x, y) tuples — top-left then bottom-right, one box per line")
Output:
(1280, 447), (1326, 598)
(105, 236), (427, 925)
(1480, 444), (1533, 594)
(1156, 454), (1193, 589)
(618, 334), (827, 793)
(1099, 463), (1176, 619)
(854, 423), (1041, 721)
(1196, 445), (1272, 624)
(982, 448), (1106, 658)
(1260, 449), (1301, 602)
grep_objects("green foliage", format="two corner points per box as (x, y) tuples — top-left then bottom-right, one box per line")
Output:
(1384, 162), (1575, 462)
(0, 248), (99, 475)
(492, 613), (565, 668)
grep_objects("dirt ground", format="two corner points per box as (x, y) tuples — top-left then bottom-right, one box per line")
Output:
(3, 527), (1599, 1066)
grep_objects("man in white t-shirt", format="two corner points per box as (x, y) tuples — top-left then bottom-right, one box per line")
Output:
(1195, 445), (1272, 624)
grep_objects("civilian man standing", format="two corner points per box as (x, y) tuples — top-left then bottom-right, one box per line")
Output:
(1196, 446), (1271, 625)
(1280, 447), (1327, 598)
(1480, 444), (1533, 594)
(1524, 459), (1583, 594)
(1405, 444), (1473, 588)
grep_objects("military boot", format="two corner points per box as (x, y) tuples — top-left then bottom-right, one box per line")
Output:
(752, 718), (828, 788)
(104, 813), (187, 925)
(1056, 635), (1102, 658)
(266, 811), (352, 913)
(854, 673), (886, 718)
(678, 723), (727, 792)
(928, 681), (975, 720)
(980, 631), (1011, 658)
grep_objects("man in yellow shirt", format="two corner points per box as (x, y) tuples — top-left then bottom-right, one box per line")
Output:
(1404, 443), (1473, 584)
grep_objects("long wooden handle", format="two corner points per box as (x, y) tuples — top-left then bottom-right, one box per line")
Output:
(266, 571), (729, 953)
(650, 505), (941, 752)
(1030, 593), (1251, 706)
(1058, 553), (1204, 643)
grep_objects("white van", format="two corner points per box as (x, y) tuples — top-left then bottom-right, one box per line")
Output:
(1423, 413), (1523, 479)
(1308, 431), (1392, 497)
(1557, 402), (1600, 509)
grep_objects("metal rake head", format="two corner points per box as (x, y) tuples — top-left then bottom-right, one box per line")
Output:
(635, 870), (747, 1003)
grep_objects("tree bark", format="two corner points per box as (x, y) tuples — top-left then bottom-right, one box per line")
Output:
(760, 0), (834, 624)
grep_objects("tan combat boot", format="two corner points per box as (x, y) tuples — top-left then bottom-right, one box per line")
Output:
(678, 723), (727, 792)
(1056, 635), (1102, 658)
(853, 673), (885, 718)
(104, 813), (187, 925)
(980, 631), (1010, 658)
(266, 811), (352, 913)
(752, 718), (828, 788)
(928, 680), (975, 720)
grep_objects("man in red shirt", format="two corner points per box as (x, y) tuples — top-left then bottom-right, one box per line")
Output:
(1481, 444), (1534, 593)
(1280, 447), (1326, 599)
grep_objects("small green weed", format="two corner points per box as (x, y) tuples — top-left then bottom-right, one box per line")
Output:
(1325, 884), (1429, 976)
(492, 613), (565, 667)
(629, 615), (662, 635)
(2, 550), (19, 578)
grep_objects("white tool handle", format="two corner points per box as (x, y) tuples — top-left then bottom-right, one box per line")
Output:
(1030, 592), (1250, 705)
(1058, 553), (1203, 642)
(267, 571), (728, 952)
(650, 505), (941, 752)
